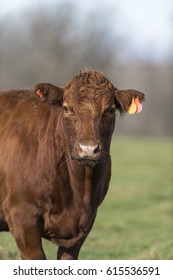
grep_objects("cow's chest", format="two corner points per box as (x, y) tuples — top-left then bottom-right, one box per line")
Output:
(40, 182), (85, 241)
(38, 158), (105, 243)
(43, 205), (82, 240)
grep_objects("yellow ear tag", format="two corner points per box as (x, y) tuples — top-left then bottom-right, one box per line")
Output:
(128, 97), (137, 114)
(128, 97), (143, 114)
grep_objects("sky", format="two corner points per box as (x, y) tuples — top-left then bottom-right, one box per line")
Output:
(0, 0), (172, 62)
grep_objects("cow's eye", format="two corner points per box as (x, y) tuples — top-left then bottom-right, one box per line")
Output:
(63, 105), (75, 116)
(63, 105), (69, 113)
(109, 107), (116, 114)
(102, 106), (116, 118)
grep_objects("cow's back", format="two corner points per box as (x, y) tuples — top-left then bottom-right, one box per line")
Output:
(0, 90), (56, 215)
(0, 89), (47, 167)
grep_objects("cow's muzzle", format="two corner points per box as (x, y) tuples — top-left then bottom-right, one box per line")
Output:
(73, 140), (102, 164)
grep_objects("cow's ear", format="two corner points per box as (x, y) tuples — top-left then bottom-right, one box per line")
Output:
(34, 83), (63, 105)
(114, 89), (145, 115)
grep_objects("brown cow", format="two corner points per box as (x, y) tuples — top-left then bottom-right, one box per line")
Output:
(0, 70), (145, 260)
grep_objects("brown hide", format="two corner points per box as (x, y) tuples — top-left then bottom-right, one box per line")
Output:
(0, 70), (145, 259)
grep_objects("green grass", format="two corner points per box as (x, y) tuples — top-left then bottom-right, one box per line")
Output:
(0, 137), (172, 260)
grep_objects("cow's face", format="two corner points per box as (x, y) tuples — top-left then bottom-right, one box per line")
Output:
(62, 87), (116, 166)
(34, 71), (145, 166)
(62, 71), (145, 166)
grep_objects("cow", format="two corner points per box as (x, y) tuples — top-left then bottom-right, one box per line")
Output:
(0, 70), (145, 260)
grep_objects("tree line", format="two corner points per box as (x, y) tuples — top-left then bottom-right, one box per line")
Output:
(0, 1), (172, 137)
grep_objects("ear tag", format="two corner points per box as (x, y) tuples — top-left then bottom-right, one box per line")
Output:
(128, 97), (142, 114)
(135, 96), (142, 113)
(128, 97), (136, 114)
(36, 89), (43, 98)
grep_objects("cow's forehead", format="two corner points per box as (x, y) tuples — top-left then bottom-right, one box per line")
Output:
(64, 86), (114, 104)
(63, 87), (115, 116)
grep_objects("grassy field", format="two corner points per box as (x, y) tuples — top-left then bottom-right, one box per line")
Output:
(0, 137), (172, 260)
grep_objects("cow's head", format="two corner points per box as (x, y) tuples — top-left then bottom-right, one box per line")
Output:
(34, 70), (145, 166)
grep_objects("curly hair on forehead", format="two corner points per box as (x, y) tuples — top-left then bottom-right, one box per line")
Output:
(64, 69), (115, 92)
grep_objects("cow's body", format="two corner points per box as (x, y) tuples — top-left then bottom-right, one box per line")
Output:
(0, 70), (145, 259)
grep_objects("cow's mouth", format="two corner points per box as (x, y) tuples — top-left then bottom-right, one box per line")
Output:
(72, 157), (99, 167)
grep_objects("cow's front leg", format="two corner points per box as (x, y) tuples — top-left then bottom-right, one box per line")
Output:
(4, 203), (46, 260)
(57, 213), (97, 260)
(57, 244), (83, 260)
(57, 233), (89, 260)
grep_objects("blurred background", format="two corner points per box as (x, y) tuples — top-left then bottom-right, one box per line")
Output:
(0, 0), (173, 260)
(0, 0), (172, 137)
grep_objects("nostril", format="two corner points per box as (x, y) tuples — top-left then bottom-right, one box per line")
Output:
(93, 144), (100, 154)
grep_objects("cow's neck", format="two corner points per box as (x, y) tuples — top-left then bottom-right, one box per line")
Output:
(68, 159), (107, 228)
(57, 159), (109, 249)
(79, 165), (92, 233)
(57, 164), (95, 248)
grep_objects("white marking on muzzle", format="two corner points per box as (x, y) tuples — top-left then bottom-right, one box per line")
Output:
(79, 143), (99, 158)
